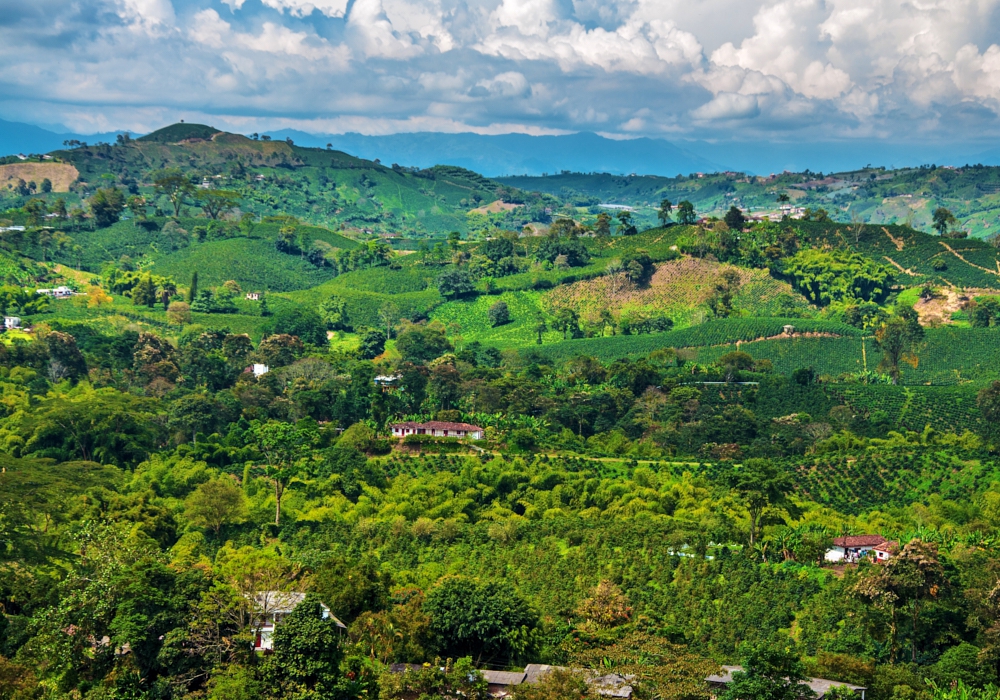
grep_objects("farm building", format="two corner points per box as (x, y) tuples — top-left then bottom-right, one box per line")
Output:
(825, 535), (896, 563)
(36, 286), (75, 298)
(3, 316), (20, 329)
(245, 292), (261, 301)
(248, 591), (345, 652)
(707, 666), (866, 699)
(390, 420), (484, 440)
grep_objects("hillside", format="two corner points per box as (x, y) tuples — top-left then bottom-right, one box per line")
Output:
(500, 164), (1000, 239)
(36, 123), (548, 237)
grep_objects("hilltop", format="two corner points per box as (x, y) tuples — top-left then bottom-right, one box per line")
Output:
(30, 123), (554, 237)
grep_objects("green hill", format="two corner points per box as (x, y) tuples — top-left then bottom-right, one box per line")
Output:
(42, 124), (549, 237)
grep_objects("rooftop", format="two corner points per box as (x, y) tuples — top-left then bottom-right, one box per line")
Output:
(391, 420), (483, 431)
(832, 535), (887, 548)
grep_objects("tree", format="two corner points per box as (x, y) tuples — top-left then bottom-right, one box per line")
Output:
(127, 194), (147, 222)
(437, 269), (475, 298)
(657, 198), (673, 226)
(576, 580), (631, 629)
(725, 206), (747, 230)
(154, 170), (196, 218)
(168, 392), (220, 443)
(396, 323), (452, 363)
(854, 540), (946, 663)
(616, 210), (638, 236)
(378, 301), (400, 339)
(40, 177), (52, 193)
(677, 200), (696, 224)
(553, 307), (580, 339)
(46, 330), (88, 382)
(932, 207), (957, 236)
(184, 477), (247, 534)
(725, 458), (797, 545)
(89, 187), (126, 228)
(720, 643), (816, 700)
(875, 309), (923, 384)
(978, 381), (1000, 423)
(195, 189), (240, 220)
(266, 597), (344, 695)
(483, 237), (514, 262)
(535, 317), (548, 344)
(594, 212), (612, 237)
(488, 300), (510, 327)
(319, 295), (350, 331)
(423, 576), (538, 664)
(248, 420), (314, 525)
(188, 270), (198, 302)
(359, 329), (386, 359)
(265, 307), (328, 346)
(166, 301), (191, 325)
(24, 198), (47, 227)
(86, 284), (113, 308)
(131, 273), (158, 308)
(254, 334), (304, 368)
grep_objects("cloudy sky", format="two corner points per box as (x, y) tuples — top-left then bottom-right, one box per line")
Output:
(3, 0), (1000, 146)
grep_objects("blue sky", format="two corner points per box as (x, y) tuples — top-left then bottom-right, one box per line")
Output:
(3, 0), (1000, 148)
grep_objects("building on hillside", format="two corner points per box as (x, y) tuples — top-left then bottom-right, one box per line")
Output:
(825, 535), (895, 564)
(707, 666), (866, 699)
(245, 292), (261, 301)
(872, 540), (900, 561)
(390, 421), (484, 440)
(3, 316), (20, 330)
(248, 591), (346, 652)
(374, 374), (401, 390)
(252, 363), (269, 377)
(388, 663), (633, 698)
(36, 286), (75, 299)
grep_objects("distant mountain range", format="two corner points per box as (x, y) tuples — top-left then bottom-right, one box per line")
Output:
(3, 116), (1000, 176)
(267, 129), (723, 177)
(0, 119), (124, 158)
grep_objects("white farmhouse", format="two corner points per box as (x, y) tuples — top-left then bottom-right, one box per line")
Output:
(249, 591), (346, 652)
(825, 535), (897, 564)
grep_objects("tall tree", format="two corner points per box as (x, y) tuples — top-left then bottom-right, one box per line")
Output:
(657, 198), (673, 226)
(676, 200), (697, 225)
(725, 458), (797, 545)
(154, 170), (195, 218)
(89, 188), (125, 228)
(248, 420), (314, 525)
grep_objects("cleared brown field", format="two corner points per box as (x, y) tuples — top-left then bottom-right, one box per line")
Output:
(544, 256), (811, 327)
(0, 162), (79, 192)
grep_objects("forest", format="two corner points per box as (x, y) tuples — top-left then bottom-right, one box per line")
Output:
(7, 125), (1000, 700)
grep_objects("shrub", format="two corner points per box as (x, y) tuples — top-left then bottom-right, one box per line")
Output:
(166, 301), (192, 325)
(488, 301), (511, 327)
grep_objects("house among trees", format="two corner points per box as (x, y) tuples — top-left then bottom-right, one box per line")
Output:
(707, 666), (866, 699)
(390, 420), (484, 440)
(36, 286), (75, 299)
(245, 292), (261, 301)
(3, 316), (20, 329)
(825, 535), (897, 564)
(249, 591), (345, 652)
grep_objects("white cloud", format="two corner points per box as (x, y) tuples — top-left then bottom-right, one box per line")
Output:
(11, 0), (1000, 143)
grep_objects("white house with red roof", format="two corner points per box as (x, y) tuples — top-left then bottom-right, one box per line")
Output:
(825, 535), (897, 564)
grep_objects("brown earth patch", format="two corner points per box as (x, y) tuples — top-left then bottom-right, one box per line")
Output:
(0, 162), (78, 192)
(883, 227), (905, 251)
(471, 200), (521, 214)
(913, 287), (968, 326)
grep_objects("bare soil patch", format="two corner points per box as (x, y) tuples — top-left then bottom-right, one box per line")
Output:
(0, 163), (78, 192)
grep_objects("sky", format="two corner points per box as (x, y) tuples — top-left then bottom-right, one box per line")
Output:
(4, 0), (1000, 152)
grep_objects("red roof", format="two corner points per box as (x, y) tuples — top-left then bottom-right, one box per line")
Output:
(873, 541), (899, 553)
(391, 421), (483, 432)
(832, 535), (887, 548)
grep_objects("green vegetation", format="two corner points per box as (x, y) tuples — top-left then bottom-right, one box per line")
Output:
(12, 125), (1000, 700)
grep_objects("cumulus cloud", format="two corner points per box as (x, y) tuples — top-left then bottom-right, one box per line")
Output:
(7, 0), (1000, 143)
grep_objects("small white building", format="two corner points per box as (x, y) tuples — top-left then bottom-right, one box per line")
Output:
(3, 316), (20, 329)
(252, 363), (269, 377)
(249, 591), (346, 652)
(36, 286), (75, 299)
(390, 421), (484, 440)
(246, 292), (261, 301)
(825, 535), (896, 564)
